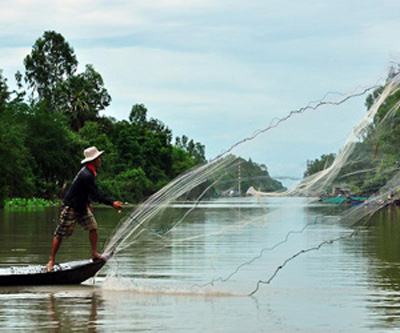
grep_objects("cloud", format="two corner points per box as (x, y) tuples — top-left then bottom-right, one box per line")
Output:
(1, 0), (399, 184)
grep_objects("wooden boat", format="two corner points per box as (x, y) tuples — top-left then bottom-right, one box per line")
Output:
(0, 252), (112, 286)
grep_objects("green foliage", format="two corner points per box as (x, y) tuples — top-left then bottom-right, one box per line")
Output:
(348, 77), (400, 194)
(79, 121), (114, 153)
(171, 147), (196, 176)
(240, 158), (284, 193)
(98, 168), (152, 203)
(23, 30), (78, 107)
(23, 31), (110, 132)
(54, 64), (111, 131)
(0, 31), (283, 207)
(175, 135), (206, 165)
(0, 105), (36, 206)
(334, 142), (376, 195)
(0, 101), (84, 202)
(129, 104), (147, 125)
(213, 156), (285, 195)
(4, 197), (60, 209)
(26, 103), (83, 197)
(305, 153), (336, 177)
(0, 70), (10, 112)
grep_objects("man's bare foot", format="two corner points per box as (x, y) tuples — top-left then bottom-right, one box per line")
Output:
(92, 253), (104, 260)
(45, 260), (54, 272)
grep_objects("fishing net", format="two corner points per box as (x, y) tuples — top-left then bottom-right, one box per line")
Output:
(102, 68), (400, 295)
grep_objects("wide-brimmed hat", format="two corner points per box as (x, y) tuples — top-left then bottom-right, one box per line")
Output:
(81, 146), (105, 164)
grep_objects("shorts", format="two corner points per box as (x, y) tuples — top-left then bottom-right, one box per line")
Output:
(54, 205), (98, 240)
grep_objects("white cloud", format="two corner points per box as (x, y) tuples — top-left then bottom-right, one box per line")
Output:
(1, 0), (399, 183)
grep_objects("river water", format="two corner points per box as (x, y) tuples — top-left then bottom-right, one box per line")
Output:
(1, 197), (400, 332)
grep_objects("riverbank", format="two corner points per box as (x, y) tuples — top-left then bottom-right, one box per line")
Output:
(4, 198), (61, 209)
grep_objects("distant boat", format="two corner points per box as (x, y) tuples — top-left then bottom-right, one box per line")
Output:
(246, 186), (288, 197)
(320, 196), (369, 205)
(0, 252), (112, 286)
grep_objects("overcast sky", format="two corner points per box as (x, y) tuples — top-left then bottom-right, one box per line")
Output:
(1, 0), (399, 186)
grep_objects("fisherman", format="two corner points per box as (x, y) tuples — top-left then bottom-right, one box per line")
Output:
(46, 146), (123, 271)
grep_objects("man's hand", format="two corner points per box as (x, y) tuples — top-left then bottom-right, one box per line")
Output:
(113, 201), (124, 211)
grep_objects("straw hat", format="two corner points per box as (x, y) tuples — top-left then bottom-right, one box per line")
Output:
(81, 146), (104, 164)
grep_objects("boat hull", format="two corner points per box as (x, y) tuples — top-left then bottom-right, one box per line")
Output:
(0, 253), (111, 286)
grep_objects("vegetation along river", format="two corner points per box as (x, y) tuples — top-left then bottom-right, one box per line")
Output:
(0, 196), (400, 332)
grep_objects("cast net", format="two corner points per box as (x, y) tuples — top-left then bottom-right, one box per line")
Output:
(101, 68), (400, 295)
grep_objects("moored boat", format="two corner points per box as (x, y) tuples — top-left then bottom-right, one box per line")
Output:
(320, 196), (369, 205)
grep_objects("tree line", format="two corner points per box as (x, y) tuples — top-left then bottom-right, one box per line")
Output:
(0, 31), (207, 207)
(216, 157), (285, 195)
(0, 31), (283, 207)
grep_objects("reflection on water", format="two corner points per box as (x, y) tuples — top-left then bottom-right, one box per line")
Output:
(1, 198), (400, 331)
(0, 286), (101, 332)
(360, 207), (400, 330)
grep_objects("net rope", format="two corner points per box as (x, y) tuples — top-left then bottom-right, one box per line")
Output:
(101, 70), (400, 295)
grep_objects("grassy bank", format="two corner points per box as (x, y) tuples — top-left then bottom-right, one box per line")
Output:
(4, 198), (61, 209)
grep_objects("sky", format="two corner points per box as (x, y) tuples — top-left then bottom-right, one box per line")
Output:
(1, 0), (400, 186)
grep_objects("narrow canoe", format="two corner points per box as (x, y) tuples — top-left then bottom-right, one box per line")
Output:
(0, 252), (112, 286)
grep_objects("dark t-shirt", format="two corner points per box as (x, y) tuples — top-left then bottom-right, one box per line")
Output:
(63, 166), (114, 213)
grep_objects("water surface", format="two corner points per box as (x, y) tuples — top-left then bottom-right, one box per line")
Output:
(1, 197), (400, 332)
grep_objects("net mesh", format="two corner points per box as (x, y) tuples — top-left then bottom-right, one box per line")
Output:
(102, 69), (400, 295)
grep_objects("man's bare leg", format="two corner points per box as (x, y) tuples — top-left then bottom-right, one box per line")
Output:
(89, 229), (103, 260)
(46, 237), (62, 271)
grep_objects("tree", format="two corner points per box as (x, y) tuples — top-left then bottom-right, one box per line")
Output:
(304, 153), (336, 177)
(22, 32), (111, 131)
(114, 120), (144, 170)
(2, 30), (214, 203)
(55, 65), (111, 130)
(0, 70), (10, 112)
(126, 103), (175, 183)
(113, 118), (173, 187)
(129, 104), (147, 125)
(212, 156), (285, 195)
(23, 102), (83, 198)
(23, 30), (78, 109)
(79, 121), (114, 153)
(171, 146), (196, 176)
(0, 106), (35, 206)
(175, 135), (206, 165)
(98, 168), (152, 203)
